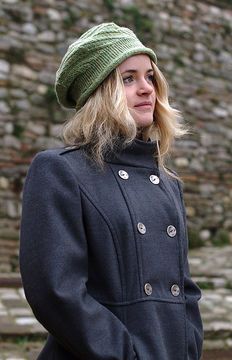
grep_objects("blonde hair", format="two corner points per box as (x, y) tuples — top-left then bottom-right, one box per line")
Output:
(61, 61), (187, 178)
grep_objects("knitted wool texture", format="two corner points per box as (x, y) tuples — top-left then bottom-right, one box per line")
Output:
(55, 22), (157, 109)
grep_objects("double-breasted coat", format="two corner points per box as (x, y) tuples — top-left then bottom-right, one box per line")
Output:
(20, 138), (203, 360)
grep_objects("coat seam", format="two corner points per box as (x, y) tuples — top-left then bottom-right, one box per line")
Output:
(176, 180), (192, 360)
(108, 164), (143, 299)
(159, 175), (183, 296)
(79, 186), (125, 303)
(161, 175), (188, 359)
(176, 180), (188, 259)
(61, 155), (126, 304)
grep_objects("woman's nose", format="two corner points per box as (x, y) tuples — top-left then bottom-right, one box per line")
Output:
(137, 78), (154, 95)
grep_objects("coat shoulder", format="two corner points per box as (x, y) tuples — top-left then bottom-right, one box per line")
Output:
(25, 147), (85, 184)
(33, 145), (80, 158)
(29, 146), (95, 185)
(30, 146), (82, 165)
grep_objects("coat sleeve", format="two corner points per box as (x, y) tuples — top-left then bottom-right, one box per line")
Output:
(176, 180), (204, 360)
(19, 150), (137, 360)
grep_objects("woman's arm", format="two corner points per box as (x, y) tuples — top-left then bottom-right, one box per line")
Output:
(20, 150), (137, 360)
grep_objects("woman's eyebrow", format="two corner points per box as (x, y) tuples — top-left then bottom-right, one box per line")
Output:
(121, 69), (137, 74)
(121, 68), (154, 74)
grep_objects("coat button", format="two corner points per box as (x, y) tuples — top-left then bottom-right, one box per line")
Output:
(167, 225), (176, 237)
(144, 283), (152, 296)
(137, 222), (146, 234)
(149, 174), (160, 184)
(171, 284), (180, 297)
(118, 170), (129, 180)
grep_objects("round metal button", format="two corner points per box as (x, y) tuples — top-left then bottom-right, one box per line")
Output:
(118, 170), (129, 180)
(137, 222), (146, 234)
(149, 174), (160, 185)
(171, 284), (180, 297)
(167, 225), (176, 237)
(144, 283), (152, 296)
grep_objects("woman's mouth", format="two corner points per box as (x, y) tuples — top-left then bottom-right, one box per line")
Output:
(134, 102), (153, 110)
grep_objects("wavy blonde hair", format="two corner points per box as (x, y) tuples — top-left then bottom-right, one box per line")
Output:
(61, 61), (187, 178)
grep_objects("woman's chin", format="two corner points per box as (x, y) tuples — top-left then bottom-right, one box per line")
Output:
(134, 116), (154, 128)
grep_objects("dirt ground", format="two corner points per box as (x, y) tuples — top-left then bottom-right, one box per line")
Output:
(202, 350), (232, 360)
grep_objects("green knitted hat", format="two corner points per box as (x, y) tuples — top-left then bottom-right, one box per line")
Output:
(55, 22), (157, 109)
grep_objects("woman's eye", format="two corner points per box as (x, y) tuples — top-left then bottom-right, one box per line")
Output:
(147, 74), (155, 83)
(123, 75), (134, 84)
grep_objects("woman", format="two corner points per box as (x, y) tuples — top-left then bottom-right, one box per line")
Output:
(20, 22), (203, 359)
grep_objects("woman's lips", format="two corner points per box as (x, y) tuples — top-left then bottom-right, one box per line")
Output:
(134, 102), (153, 109)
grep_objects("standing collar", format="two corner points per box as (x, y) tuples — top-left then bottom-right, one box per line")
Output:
(104, 138), (159, 170)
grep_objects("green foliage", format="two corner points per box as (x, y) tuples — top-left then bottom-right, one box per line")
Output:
(195, 87), (206, 95)
(122, 5), (153, 37)
(11, 105), (20, 115)
(188, 228), (204, 249)
(44, 85), (57, 104)
(225, 281), (232, 290)
(223, 23), (231, 36)
(14, 336), (29, 345)
(220, 0), (232, 5)
(44, 86), (59, 123)
(210, 97), (220, 105)
(0, 334), (46, 344)
(125, 6), (152, 32)
(63, 13), (77, 29)
(10, 254), (19, 272)
(103, 3), (153, 41)
(13, 123), (24, 138)
(7, 47), (25, 63)
(212, 229), (230, 247)
(173, 54), (185, 67)
(103, 0), (114, 11)
(196, 281), (214, 290)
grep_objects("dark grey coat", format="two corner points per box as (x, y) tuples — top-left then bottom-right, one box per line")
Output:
(20, 138), (203, 360)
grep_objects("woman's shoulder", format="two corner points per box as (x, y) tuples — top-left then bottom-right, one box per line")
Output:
(31, 145), (82, 164)
(28, 145), (101, 183)
(24, 146), (86, 190)
(25, 146), (107, 192)
(26, 146), (85, 180)
(35, 145), (79, 157)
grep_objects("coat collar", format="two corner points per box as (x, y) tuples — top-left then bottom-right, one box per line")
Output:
(104, 137), (159, 170)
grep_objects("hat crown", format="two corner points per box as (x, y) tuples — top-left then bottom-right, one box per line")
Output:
(68, 22), (139, 50)
(79, 22), (135, 39)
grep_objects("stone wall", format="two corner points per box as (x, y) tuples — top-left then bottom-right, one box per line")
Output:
(0, 0), (231, 272)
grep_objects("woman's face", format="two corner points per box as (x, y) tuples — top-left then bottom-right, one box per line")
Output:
(118, 54), (156, 129)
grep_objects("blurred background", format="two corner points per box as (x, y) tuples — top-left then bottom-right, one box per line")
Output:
(0, 0), (231, 358)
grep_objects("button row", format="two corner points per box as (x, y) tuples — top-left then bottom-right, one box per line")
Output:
(137, 222), (177, 238)
(118, 170), (159, 184)
(144, 283), (180, 297)
(118, 168), (178, 298)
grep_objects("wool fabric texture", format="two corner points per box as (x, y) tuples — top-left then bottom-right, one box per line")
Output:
(55, 22), (157, 109)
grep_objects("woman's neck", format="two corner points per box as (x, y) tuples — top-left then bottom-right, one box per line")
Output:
(136, 129), (149, 142)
